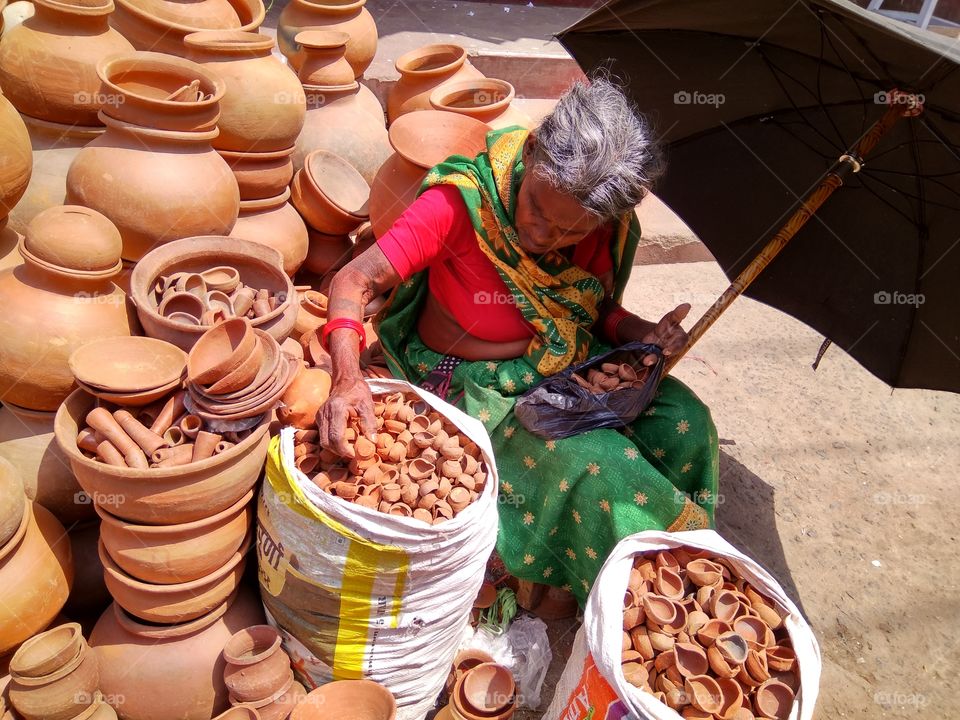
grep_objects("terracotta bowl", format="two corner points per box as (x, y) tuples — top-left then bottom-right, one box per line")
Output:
(54, 389), (270, 524)
(75, 376), (184, 408)
(223, 625), (282, 666)
(96, 489), (253, 584)
(98, 535), (251, 623)
(69, 336), (187, 393)
(452, 670), (516, 720)
(219, 147), (295, 201)
(189, 350), (290, 415)
(8, 643), (100, 720)
(9, 623), (85, 680)
(193, 330), (281, 401)
(187, 318), (258, 386)
(130, 236), (297, 352)
(461, 663), (515, 714)
(188, 355), (297, 421)
(290, 150), (370, 235)
(292, 680), (395, 720)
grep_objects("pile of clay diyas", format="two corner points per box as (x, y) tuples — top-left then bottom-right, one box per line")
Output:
(295, 391), (487, 525)
(621, 548), (799, 720)
(572, 362), (651, 394)
(153, 265), (286, 327)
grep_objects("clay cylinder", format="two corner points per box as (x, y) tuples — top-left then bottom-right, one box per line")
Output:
(114, 409), (167, 455)
(151, 444), (195, 467)
(76, 428), (100, 453)
(214, 441), (235, 455)
(192, 431), (221, 462)
(96, 440), (126, 467)
(149, 391), (186, 435)
(179, 414), (203, 440)
(86, 408), (147, 468)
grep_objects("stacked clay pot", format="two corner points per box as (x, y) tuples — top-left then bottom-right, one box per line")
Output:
(221, 625), (304, 719)
(369, 111), (490, 238)
(291, 680), (395, 720)
(387, 44), (483, 123)
(66, 52), (240, 262)
(8, 623), (101, 720)
(109, 0), (265, 56)
(91, 586), (266, 720)
(277, 0), (377, 78)
(0, 0), (133, 126)
(429, 78), (532, 131)
(0, 206), (137, 412)
(445, 663), (516, 720)
(232, 188), (309, 277)
(0, 89), (32, 223)
(219, 146), (295, 202)
(620, 548), (799, 719)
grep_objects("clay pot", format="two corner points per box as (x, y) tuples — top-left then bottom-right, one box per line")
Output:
(98, 534), (250, 623)
(294, 30), (353, 86)
(218, 147), (295, 201)
(277, 0), (377, 78)
(294, 83), (390, 185)
(184, 31), (305, 152)
(188, 317), (257, 385)
(222, 625), (292, 703)
(0, 92), (31, 221)
(290, 149), (369, 236)
(0, 0), (133, 125)
(64, 521), (112, 618)
(70, 693), (119, 720)
(66, 114), (240, 262)
(0, 220), (22, 272)
(9, 623), (84, 680)
(90, 587), (266, 720)
(0, 206), (137, 410)
(429, 79), (531, 130)
(130, 236), (297, 351)
(450, 670), (514, 720)
(462, 664), (514, 714)
(97, 488), (253, 584)
(232, 190), (309, 277)
(7, 118), (103, 237)
(0, 457), (25, 548)
(303, 229), (354, 276)
(9, 643), (100, 720)
(70, 336), (187, 393)
(277, 367), (331, 429)
(0, 503), (74, 654)
(54, 388), (270, 523)
(369, 111), (489, 238)
(235, 681), (305, 720)
(293, 290), (327, 339)
(292, 680), (395, 720)
(387, 44), (483, 123)
(109, 0), (265, 56)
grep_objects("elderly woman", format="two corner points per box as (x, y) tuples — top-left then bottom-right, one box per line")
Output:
(318, 78), (718, 605)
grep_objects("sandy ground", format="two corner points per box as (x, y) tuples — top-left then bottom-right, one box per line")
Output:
(517, 261), (960, 719)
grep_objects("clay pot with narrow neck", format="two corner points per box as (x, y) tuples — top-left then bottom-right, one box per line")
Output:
(218, 147), (295, 201)
(0, 503), (74, 655)
(109, 0), (265, 56)
(0, 206), (137, 411)
(231, 189), (309, 277)
(277, 0), (377, 78)
(387, 44), (483, 123)
(90, 588), (265, 720)
(429, 78), (531, 130)
(222, 625), (292, 703)
(184, 31), (305, 152)
(0, 0), (133, 125)
(294, 83), (390, 185)
(293, 30), (354, 86)
(0, 92), (31, 222)
(66, 114), (240, 261)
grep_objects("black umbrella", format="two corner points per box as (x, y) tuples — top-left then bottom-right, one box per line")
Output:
(559, 0), (960, 392)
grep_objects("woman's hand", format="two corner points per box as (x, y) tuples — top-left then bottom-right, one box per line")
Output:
(641, 303), (691, 366)
(316, 370), (377, 458)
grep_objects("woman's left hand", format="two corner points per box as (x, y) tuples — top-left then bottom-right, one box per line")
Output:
(641, 303), (691, 365)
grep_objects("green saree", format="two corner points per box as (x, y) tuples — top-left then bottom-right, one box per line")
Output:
(376, 128), (718, 605)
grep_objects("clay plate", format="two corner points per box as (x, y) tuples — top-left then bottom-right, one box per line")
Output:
(69, 336), (187, 393)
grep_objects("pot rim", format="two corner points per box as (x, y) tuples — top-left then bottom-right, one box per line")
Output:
(303, 81), (359, 97)
(98, 111), (221, 141)
(429, 78), (515, 116)
(452, 670), (516, 720)
(394, 43), (467, 78)
(301, 680), (396, 719)
(0, 500), (31, 564)
(294, 28), (350, 49)
(301, 149), (370, 219)
(10, 642), (89, 686)
(291, 0), (366, 14)
(94, 487), (254, 535)
(9, 622), (84, 679)
(110, 590), (236, 638)
(228, 672), (294, 707)
(33, 0), (114, 17)
(97, 51), (226, 111)
(387, 110), (490, 170)
(239, 187), (292, 212)
(113, 0), (265, 34)
(17, 237), (123, 281)
(184, 30), (275, 55)
(218, 146), (296, 162)
(67, 692), (107, 720)
(223, 624), (283, 666)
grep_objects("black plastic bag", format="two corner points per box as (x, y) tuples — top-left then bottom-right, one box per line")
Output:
(514, 342), (664, 440)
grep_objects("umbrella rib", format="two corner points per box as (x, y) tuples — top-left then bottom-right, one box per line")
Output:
(815, 20), (853, 150)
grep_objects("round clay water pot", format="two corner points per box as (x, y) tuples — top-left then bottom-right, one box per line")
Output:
(368, 152), (425, 238)
(218, 147), (295, 201)
(291, 149), (369, 235)
(65, 115), (240, 262)
(0, 457), (25, 548)
(9, 623), (84, 680)
(387, 44), (483, 123)
(293, 30), (353, 86)
(277, 0), (377, 78)
(0, 92), (31, 221)
(429, 78), (531, 130)
(130, 236), (296, 351)
(64, 521), (112, 618)
(0, 503), (74, 655)
(292, 680), (395, 720)
(0, 207), (137, 411)
(222, 625), (292, 703)
(8, 643), (99, 720)
(0, 0), (133, 126)
(232, 190), (309, 277)
(184, 31), (305, 152)
(276, 366), (331, 428)
(54, 388), (270, 524)
(293, 290), (327, 339)
(96, 488), (253, 584)
(90, 587), (266, 720)
(109, 0), (265, 56)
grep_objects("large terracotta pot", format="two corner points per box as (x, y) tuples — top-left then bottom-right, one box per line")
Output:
(232, 189), (309, 277)
(7, 117), (103, 237)
(184, 31), (305, 152)
(0, 503), (74, 655)
(54, 388), (271, 524)
(277, 0), (376, 78)
(294, 83), (390, 185)
(292, 681), (396, 720)
(386, 43), (483, 123)
(429, 78), (532, 131)
(218, 147), (295, 201)
(0, 206), (137, 411)
(64, 521), (111, 619)
(0, 457), (25, 548)
(0, 0), (133, 126)
(66, 115), (240, 261)
(303, 229), (353, 276)
(0, 402), (89, 524)
(0, 220), (20, 272)
(110, 0), (265, 56)
(90, 588), (265, 720)
(0, 92), (31, 221)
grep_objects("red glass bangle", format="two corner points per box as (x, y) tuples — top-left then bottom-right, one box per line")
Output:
(603, 303), (632, 344)
(321, 318), (367, 352)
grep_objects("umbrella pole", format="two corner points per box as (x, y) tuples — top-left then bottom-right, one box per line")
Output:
(664, 92), (923, 373)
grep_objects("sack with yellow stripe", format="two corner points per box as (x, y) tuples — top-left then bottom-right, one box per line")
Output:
(256, 378), (499, 720)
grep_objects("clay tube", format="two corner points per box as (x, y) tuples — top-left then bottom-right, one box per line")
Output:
(86, 408), (148, 469)
(114, 410), (167, 455)
(149, 391), (186, 435)
(191, 431), (221, 463)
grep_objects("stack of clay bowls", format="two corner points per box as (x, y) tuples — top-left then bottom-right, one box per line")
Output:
(620, 548), (798, 720)
(222, 625), (306, 720)
(7, 623), (108, 720)
(69, 336), (187, 407)
(442, 663), (516, 720)
(185, 317), (299, 423)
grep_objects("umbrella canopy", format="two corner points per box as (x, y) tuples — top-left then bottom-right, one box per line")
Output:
(559, 0), (960, 392)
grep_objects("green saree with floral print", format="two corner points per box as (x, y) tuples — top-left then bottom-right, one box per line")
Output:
(375, 127), (718, 605)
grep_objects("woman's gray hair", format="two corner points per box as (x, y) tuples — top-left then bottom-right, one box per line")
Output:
(530, 77), (662, 220)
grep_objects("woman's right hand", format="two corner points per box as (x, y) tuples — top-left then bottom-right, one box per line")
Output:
(316, 371), (377, 458)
